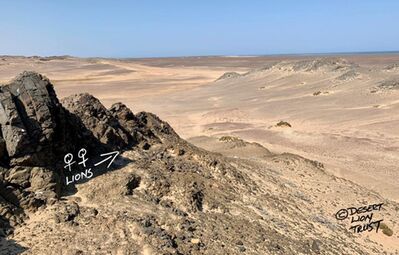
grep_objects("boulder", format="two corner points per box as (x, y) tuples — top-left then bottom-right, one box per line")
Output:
(0, 71), (64, 167)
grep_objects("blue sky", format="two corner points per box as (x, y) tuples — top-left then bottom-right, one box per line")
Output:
(0, 0), (398, 57)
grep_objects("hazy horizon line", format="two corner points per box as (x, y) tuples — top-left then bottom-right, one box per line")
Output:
(2, 50), (399, 60)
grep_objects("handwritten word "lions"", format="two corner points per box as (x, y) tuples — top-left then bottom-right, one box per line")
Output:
(63, 148), (119, 185)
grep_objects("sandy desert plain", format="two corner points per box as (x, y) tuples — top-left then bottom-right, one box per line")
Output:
(0, 54), (399, 254)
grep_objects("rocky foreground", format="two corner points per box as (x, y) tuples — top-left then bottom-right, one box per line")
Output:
(0, 72), (397, 254)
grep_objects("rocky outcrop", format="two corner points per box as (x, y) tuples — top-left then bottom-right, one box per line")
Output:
(0, 72), (70, 231)
(336, 68), (360, 81)
(109, 102), (139, 134)
(218, 58), (356, 78)
(0, 72), (64, 167)
(264, 57), (355, 72)
(0, 71), (181, 235)
(290, 57), (351, 72)
(61, 95), (179, 150)
(216, 72), (242, 81)
(61, 93), (134, 150)
(385, 62), (399, 71)
(377, 79), (399, 90)
(370, 78), (399, 93)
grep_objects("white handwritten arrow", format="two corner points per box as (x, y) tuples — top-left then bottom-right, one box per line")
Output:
(94, 151), (120, 168)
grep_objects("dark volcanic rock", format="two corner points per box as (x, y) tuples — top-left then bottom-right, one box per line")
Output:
(0, 71), (182, 236)
(61, 93), (134, 150)
(0, 137), (6, 166)
(109, 102), (139, 134)
(0, 72), (96, 169)
(135, 111), (179, 142)
(109, 102), (179, 146)
(0, 72), (133, 234)
(0, 72), (64, 167)
(0, 72), (71, 232)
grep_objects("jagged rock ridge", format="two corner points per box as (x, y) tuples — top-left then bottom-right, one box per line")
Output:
(0, 71), (177, 236)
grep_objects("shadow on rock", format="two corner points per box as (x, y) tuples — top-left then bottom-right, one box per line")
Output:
(0, 237), (28, 255)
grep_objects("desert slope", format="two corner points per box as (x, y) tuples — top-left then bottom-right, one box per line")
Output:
(0, 55), (399, 254)
(153, 57), (399, 203)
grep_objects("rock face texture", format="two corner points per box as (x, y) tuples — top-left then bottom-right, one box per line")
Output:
(0, 72), (63, 167)
(0, 72), (68, 232)
(61, 93), (134, 150)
